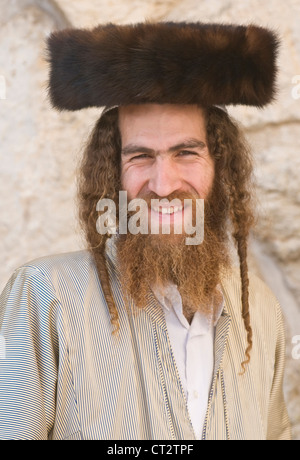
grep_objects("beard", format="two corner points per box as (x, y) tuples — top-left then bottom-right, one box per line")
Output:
(115, 183), (231, 321)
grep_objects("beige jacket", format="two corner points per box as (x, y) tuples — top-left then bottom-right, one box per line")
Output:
(0, 247), (291, 440)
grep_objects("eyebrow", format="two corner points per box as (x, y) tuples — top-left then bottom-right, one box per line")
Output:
(121, 138), (207, 156)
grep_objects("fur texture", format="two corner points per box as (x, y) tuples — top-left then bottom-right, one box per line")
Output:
(47, 22), (279, 111)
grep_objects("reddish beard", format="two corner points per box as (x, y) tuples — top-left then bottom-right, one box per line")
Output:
(115, 186), (231, 321)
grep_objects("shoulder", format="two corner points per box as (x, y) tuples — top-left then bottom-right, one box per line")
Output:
(220, 267), (286, 369)
(221, 267), (281, 323)
(21, 250), (94, 274)
(16, 250), (96, 286)
(2, 250), (99, 305)
(222, 266), (278, 301)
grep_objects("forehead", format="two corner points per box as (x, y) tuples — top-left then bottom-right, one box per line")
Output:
(118, 104), (207, 149)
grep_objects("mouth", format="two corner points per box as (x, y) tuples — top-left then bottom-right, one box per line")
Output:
(148, 200), (191, 234)
(150, 197), (185, 216)
(151, 204), (184, 215)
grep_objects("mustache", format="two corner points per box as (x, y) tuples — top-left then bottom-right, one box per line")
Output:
(133, 190), (201, 206)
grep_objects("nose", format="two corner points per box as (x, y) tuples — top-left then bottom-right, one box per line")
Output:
(147, 156), (183, 197)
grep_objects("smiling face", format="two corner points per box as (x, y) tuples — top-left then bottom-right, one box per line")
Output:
(105, 103), (236, 317)
(119, 104), (215, 233)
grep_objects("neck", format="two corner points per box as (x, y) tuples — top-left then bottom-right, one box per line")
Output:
(182, 303), (195, 324)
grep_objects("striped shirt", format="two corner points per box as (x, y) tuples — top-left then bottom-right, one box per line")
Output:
(153, 283), (223, 439)
(0, 241), (291, 440)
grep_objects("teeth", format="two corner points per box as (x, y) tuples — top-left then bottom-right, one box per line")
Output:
(152, 206), (183, 214)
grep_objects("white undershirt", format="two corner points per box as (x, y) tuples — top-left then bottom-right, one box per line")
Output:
(152, 283), (223, 439)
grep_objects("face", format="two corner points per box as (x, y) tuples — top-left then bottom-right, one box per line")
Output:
(116, 104), (231, 314)
(119, 104), (215, 232)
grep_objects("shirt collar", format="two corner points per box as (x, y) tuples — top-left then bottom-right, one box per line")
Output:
(151, 282), (224, 334)
(106, 236), (225, 330)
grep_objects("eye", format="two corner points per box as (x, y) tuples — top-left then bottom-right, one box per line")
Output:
(130, 153), (152, 161)
(178, 150), (199, 157)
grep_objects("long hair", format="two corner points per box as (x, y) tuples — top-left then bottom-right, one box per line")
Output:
(77, 106), (255, 370)
(204, 107), (255, 372)
(77, 108), (121, 332)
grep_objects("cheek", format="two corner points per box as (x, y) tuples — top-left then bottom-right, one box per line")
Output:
(188, 164), (215, 198)
(120, 166), (145, 199)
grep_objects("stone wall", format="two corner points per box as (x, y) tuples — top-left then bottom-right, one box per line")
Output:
(1, 0), (299, 439)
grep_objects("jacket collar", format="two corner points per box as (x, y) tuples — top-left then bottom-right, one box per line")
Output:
(106, 235), (232, 378)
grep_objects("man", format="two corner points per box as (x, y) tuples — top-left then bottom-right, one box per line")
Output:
(0, 22), (291, 440)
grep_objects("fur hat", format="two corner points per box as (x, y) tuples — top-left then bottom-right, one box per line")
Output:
(47, 21), (279, 111)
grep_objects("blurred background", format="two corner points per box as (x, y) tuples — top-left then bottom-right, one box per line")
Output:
(0, 0), (299, 439)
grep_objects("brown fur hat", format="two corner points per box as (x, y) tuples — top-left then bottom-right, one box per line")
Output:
(47, 22), (279, 111)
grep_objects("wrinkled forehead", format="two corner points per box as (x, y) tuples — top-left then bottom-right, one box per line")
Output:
(118, 104), (207, 148)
